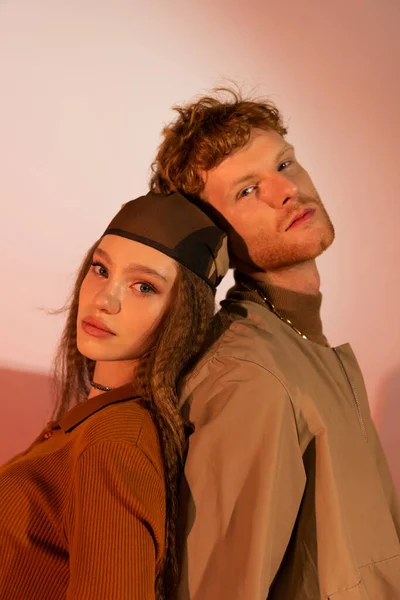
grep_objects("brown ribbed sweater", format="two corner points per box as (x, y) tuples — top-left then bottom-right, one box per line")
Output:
(0, 384), (166, 599)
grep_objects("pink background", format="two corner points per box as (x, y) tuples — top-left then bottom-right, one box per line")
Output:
(1, 1), (399, 493)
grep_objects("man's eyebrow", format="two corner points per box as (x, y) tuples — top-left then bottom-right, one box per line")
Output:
(229, 172), (259, 192)
(93, 246), (169, 283)
(277, 143), (294, 159)
(229, 144), (295, 194)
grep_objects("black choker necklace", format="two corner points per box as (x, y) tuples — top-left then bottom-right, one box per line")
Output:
(91, 381), (115, 393)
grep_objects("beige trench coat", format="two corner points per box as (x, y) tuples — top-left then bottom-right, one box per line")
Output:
(175, 300), (400, 599)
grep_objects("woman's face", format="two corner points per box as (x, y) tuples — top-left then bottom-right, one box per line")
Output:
(77, 235), (178, 362)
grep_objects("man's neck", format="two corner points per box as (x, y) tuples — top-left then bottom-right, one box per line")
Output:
(228, 261), (328, 346)
(249, 259), (321, 296)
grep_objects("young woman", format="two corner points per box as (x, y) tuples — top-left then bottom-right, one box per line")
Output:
(0, 192), (228, 600)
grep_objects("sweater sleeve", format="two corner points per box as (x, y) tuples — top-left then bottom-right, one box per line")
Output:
(175, 356), (306, 600)
(64, 439), (165, 600)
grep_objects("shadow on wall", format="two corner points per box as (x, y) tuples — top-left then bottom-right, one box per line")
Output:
(374, 366), (400, 498)
(0, 366), (53, 465)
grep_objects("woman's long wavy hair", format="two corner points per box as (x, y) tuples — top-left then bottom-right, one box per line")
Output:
(52, 240), (216, 599)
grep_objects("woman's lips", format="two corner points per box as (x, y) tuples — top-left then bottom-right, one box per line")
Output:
(81, 318), (116, 339)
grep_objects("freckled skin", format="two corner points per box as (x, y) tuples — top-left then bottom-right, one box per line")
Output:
(201, 129), (335, 272)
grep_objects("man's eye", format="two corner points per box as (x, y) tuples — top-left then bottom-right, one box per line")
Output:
(278, 160), (291, 171)
(91, 262), (108, 277)
(238, 185), (257, 199)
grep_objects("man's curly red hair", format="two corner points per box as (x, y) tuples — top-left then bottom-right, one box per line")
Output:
(150, 87), (287, 198)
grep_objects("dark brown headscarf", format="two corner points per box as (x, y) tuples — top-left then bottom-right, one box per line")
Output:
(103, 192), (229, 290)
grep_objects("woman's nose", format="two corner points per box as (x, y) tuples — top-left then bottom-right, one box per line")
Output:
(93, 285), (121, 314)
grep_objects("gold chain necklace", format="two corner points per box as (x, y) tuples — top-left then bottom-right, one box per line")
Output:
(240, 280), (309, 341)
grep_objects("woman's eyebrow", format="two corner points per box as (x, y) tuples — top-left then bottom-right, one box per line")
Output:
(93, 246), (112, 263)
(123, 263), (168, 283)
(94, 246), (169, 282)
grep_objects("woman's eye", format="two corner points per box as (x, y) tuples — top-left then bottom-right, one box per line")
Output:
(238, 185), (257, 199)
(91, 262), (108, 277)
(133, 282), (156, 295)
(278, 160), (291, 171)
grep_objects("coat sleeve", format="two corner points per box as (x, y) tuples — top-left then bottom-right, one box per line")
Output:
(64, 440), (165, 600)
(175, 356), (306, 600)
(370, 424), (400, 538)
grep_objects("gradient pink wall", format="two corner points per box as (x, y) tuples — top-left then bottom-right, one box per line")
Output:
(1, 1), (399, 492)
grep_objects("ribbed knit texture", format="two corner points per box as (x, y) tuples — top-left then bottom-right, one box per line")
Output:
(0, 388), (166, 599)
(220, 271), (329, 346)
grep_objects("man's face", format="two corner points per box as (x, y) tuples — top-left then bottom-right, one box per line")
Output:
(201, 128), (335, 271)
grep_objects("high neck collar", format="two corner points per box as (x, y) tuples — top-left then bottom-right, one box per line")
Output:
(225, 271), (329, 346)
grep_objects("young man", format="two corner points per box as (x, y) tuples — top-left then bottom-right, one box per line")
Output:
(151, 90), (400, 599)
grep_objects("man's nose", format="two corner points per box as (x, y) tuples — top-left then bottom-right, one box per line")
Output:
(262, 172), (298, 209)
(93, 284), (121, 314)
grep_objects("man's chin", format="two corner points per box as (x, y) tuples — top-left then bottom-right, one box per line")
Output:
(319, 224), (335, 254)
(257, 238), (334, 272)
(297, 224), (336, 261)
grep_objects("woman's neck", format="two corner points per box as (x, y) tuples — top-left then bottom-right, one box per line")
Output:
(89, 359), (139, 398)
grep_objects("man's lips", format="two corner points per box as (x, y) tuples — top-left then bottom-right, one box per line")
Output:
(81, 317), (116, 338)
(286, 207), (316, 231)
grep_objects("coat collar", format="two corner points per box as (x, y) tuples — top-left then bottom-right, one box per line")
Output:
(58, 383), (140, 433)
